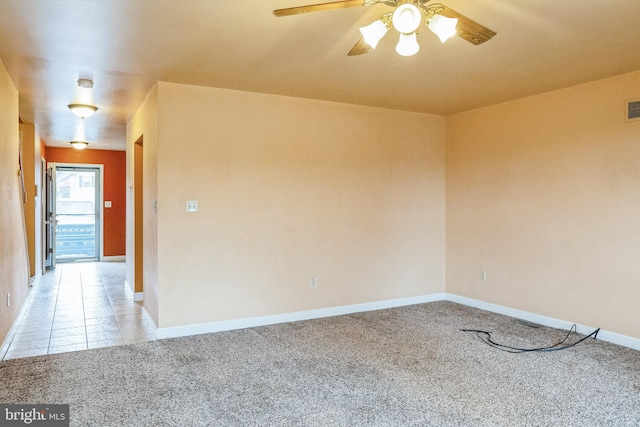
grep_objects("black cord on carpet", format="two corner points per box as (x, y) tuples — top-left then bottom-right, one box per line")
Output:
(461, 324), (600, 353)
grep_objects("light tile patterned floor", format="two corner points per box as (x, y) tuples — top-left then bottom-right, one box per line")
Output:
(1, 262), (156, 360)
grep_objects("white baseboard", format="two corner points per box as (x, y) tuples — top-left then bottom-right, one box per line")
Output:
(446, 294), (640, 351)
(156, 294), (444, 340)
(102, 256), (125, 262)
(124, 279), (143, 301)
(0, 280), (37, 359)
(155, 292), (639, 351)
(141, 304), (158, 334)
(29, 273), (40, 288)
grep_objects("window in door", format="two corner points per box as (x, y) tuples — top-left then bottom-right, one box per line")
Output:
(54, 166), (101, 262)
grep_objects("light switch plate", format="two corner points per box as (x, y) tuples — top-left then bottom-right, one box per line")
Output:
(104, 201), (112, 208)
(186, 200), (198, 212)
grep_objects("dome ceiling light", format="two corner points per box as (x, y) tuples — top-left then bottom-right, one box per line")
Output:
(68, 78), (98, 119)
(69, 117), (89, 150)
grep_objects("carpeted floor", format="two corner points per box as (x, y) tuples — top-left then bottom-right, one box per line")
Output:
(1, 301), (639, 426)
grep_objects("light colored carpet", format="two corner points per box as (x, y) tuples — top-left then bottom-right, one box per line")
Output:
(1, 301), (639, 426)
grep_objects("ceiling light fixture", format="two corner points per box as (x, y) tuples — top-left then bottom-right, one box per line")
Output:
(274, 1), (496, 57)
(70, 140), (89, 150)
(355, 2), (462, 57)
(392, 3), (421, 34)
(68, 78), (98, 118)
(70, 118), (89, 150)
(359, 18), (390, 49)
(428, 14), (458, 43)
(396, 32), (420, 56)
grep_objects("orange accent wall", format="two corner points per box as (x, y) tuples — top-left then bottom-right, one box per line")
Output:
(44, 147), (126, 257)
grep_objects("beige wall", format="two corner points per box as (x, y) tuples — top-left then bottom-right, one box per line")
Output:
(446, 71), (640, 339)
(18, 122), (43, 278)
(19, 123), (36, 277)
(126, 85), (159, 324)
(128, 82), (446, 328)
(0, 61), (31, 343)
(126, 72), (639, 342)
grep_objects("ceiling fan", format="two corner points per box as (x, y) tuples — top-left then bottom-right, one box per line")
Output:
(273, 0), (496, 56)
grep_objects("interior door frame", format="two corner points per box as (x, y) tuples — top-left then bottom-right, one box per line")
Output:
(48, 162), (105, 263)
(45, 162), (56, 269)
(41, 157), (47, 274)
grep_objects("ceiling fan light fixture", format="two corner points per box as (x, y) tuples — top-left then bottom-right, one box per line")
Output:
(68, 78), (98, 118)
(392, 3), (421, 34)
(428, 14), (458, 43)
(395, 32), (420, 56)
(359, 19), (389, 49)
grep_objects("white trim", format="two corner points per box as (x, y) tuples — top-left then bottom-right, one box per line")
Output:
(124, 279), (143, 301)
(102, 256), (125, 262)
(51, 162), (104, 261)
(29, 272), (41, 288)
(0, 282), (37, 359)
(446, 294), (640, 351)
(155, 292), (640, 351)
(99, 165), (104, 260)
(142, 305), (158, 335)
(156, 294), (443, 340)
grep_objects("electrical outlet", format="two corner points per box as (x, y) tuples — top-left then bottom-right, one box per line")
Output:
(481, 271), (487, 281)
(186, 200), (198, 212)
(310, 277), (318, 289)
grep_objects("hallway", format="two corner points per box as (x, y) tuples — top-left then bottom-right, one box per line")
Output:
(1, 262), (156, 360)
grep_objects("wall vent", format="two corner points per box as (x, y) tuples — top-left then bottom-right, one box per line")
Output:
(625, 99), (640, 122)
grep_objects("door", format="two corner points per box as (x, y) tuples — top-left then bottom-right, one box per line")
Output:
(44, 164), (56, 269)
(49, 164), (102, 263)
(41, 157), (48, 274)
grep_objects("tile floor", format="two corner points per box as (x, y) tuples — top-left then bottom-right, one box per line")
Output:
(1, 261), (156, 360)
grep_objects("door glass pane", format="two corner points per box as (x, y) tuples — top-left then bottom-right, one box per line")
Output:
(55, 169), (97, 261)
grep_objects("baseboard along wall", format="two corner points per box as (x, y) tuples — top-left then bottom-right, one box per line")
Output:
(444, 294), (640, 351)
(155, 294), (446, 340)
(0, 279), (37, 359)
(102, 256), (126, 262)
(4, 286), (638, 354)
(155, 293), (640, 352)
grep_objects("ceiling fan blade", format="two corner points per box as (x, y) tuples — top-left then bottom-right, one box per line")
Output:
(430, 3), (496, 45)
(347, 37), (372, 56)
(274, 0), (364, 17)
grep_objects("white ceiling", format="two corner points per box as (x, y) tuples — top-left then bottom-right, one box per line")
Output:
(1, 0), (639, 150)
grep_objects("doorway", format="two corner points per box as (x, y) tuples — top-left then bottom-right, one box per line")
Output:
(46, 163), (103, 265)
(134, 137), (144, 297)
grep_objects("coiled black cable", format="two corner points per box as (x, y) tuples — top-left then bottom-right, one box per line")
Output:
(461, 324), (600, 353)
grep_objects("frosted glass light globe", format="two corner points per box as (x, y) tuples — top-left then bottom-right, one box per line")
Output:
(392, 4), (421, 34)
